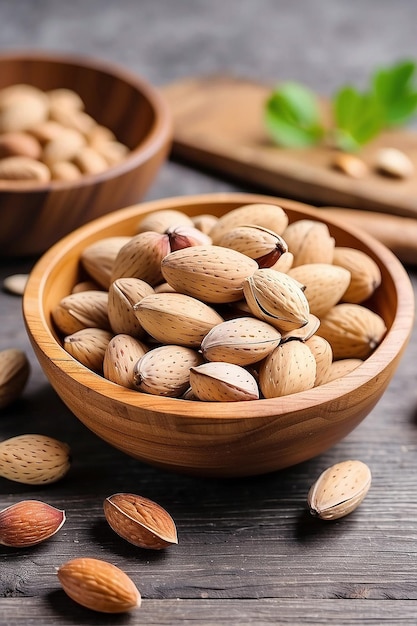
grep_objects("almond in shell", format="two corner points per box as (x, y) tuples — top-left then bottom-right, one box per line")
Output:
(333, 247), (382, 304)
(133, 345), (203, 397)
(52, 290), (110, 335)
(0, 156), (50, 182)
(209, 203), (289, 243)
(111, 231), (170, 286)
(308, 459), (372, 520)
(217, 224), (288, 268)
(133, 292), (224, 347)
(282, 219), (335, 266)
(243, 268), (310, 332)
(103, 334), (148, 389)
(0, 434), (70, 485)
(136, 209), (194, 234)
(0, 348), (30, 409)
(161, 245), (258, 304)
(81, 236), (131, 289)
(201, 316), (282, 366)
(305, 334), (333, 386)
(108, 277), (154, 337)
(189, 361), (259, 401)
(259, 340), (317, 398)
(57, 557), (141, 613)
(288, 263), (351, 318)
(63, 328), (113, 372)
(317, 303), (387, 359)
(321, 358), (363, 384)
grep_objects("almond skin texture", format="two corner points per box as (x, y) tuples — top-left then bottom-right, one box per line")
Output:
(282, 219), (335, 266)
(57, 557), (141, 613)
(201, 316), (282, 366)
(0, 500), (65, 547)
(81, 236), (131, 289)
(103, 334), (148, 389)
(308, 459), (372, 520)
(52, 290), (110, 335)
(136, 208), (194, 234)
(133, 345), (203, 397)
(133, 292), (224, 347)
(161, 245), (258, 304)
(104, 493), (178, 549)
(111, 231), (171, 286)
(259, 341), (317, 398)
(0, 434), (70, 485)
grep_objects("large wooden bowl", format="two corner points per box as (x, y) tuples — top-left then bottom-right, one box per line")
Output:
(23, 193), (415, 477)
(0, 51), (172, 257)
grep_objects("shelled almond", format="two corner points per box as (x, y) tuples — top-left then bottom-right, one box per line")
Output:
(0, 83), (130, 182)
(52, 202), (387, 401)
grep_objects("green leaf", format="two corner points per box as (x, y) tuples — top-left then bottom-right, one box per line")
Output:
(333, 86), (385, 151)
(372, 60), (417, 125)
(264, 82), (324, 148)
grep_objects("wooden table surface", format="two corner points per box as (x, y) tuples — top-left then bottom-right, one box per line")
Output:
(1, 1), (417, 624)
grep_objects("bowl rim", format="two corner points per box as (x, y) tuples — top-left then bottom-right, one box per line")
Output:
(23, 192), (415, 421)
(0, 49), (172, 192)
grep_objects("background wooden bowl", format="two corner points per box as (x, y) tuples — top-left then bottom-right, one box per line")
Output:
(23, 193), (415, 477)
(0, 51), (172, 257)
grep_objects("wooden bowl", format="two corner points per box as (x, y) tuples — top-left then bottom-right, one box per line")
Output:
(23, 193), (415, 477)
(0, 51), (172, 257)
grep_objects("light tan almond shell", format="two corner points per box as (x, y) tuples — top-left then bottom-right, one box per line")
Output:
(48, 105), (96, 136)
(321, 358), (363, 384)
(217, 224), (288, 267)
(57, 557), (141, 613)
(0, 131), (42, 159)
(108, 278), (154, 337)
(161, 245), (258, 304)
(63, 328), (113, 372)
(192, 213), (219, 235)
(308, 459), (372, 520)
(243, 269), (310, 332)
(111, 231), (171, 286)
(259, 341), (317, 398)
(0, 500), (65, 547)
(189, 362), (259, 402)
(282, 219), (335, 267)
(133, 345), (203, 397)
(133, 292), (224, 347)
(0, 434), (70, 485)
(201, 317), (281, 366)
(136, 209), (194, 234)
(81, 236), (131, 289)
(288, 263), (351, 318)
(317, 303), (387, 359)
(0, 348), (30, 409)
(0, 89), (48, 133)
(74, 145), (109, 175)
(333, 247), (382, 304)
(42, 128), (86, 165)
(96, 140), (129, 166)
(305, 335), (333, 386)
(0, 156), (51, 182)
(104, 493), (178, 549)
(50, 160), (82, 181)
(47, 87), (84, 111)
(209, 203), (289, 243)
(2, 273), (29, 296)
(153, 282), (177, 294)
(103, 334), (148, 389)
(71, 280), (101, 294)
(52, 290), (110, 335)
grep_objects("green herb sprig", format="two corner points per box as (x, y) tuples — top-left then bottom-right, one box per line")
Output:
(264, 60), (417, 152)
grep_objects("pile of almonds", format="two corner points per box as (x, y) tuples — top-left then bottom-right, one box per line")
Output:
(0, 83), (129, 182)
(52, 202), (386, 402)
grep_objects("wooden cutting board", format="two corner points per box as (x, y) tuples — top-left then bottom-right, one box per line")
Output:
(163, 75), (417, 219)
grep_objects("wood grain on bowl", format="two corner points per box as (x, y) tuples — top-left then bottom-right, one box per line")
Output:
(23, 193), (415, 477)
(0, 51), (172, 257)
